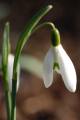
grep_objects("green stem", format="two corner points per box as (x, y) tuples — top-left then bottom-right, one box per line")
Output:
(5, 91), (11, 120)
(11, 80), (17, 120)
(32, 22), (60, 46)
(32, 22), (55, 33)
(2, 75), (11, 120)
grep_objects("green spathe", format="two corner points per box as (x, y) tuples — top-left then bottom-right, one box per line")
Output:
(51, 28), (60, 46)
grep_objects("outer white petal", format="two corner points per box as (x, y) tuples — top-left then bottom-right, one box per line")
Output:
(43, 47), (54, 88)
(54, 44), (77, 92)
(8, 54), (20, 91)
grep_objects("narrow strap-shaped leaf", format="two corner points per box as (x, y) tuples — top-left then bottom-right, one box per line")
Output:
(2, 22), (11, 120)
(13, 5), (53, 77)
(11, 6), (53, 120)
(2, 22), (10, 88)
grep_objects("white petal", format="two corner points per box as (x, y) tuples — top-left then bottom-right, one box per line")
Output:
(17, 60), (20, 91)
(8, 54), (20, 91)
(43, 47), (54, 88)
(54, 44), (77, 92)
(8, 54), (14, 91)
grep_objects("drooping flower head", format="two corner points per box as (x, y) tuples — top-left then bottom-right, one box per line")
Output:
(43, 26), (77, 92)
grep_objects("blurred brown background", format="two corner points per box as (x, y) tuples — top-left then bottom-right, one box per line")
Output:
(0, 0), (80, 120)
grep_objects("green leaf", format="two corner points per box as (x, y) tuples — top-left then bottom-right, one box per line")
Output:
(11, 6), (53, 120)
(2, 22), (11, 120)
(2, 22), (10, 85)
(13, 5), (53, 77)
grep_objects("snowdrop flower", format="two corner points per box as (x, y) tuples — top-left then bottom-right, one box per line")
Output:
(43, 28), (77, 92)
(8, 54), (20, 91)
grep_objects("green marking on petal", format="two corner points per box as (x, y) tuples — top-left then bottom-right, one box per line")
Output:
(53, 62), (60, 70)
(51, 28), (60, 47)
